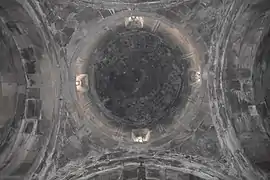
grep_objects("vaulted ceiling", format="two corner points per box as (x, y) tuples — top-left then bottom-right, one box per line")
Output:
(0, 0), (270, 180)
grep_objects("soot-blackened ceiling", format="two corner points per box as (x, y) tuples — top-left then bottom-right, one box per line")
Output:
(0, 0), (270, 180)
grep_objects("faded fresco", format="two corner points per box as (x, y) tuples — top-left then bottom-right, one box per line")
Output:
(0, 0), (270, 180)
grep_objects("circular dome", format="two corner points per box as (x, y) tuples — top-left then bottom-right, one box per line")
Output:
(91, 26), (189, 128)
(73, 11), (204, 144)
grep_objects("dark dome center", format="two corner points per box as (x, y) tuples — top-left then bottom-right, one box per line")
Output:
(91, 27), (189, 127)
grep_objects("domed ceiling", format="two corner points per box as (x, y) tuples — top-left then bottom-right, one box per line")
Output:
(0, 0), (270, 180)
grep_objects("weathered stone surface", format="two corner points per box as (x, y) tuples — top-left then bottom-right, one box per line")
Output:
(0, 0), (270, 180)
